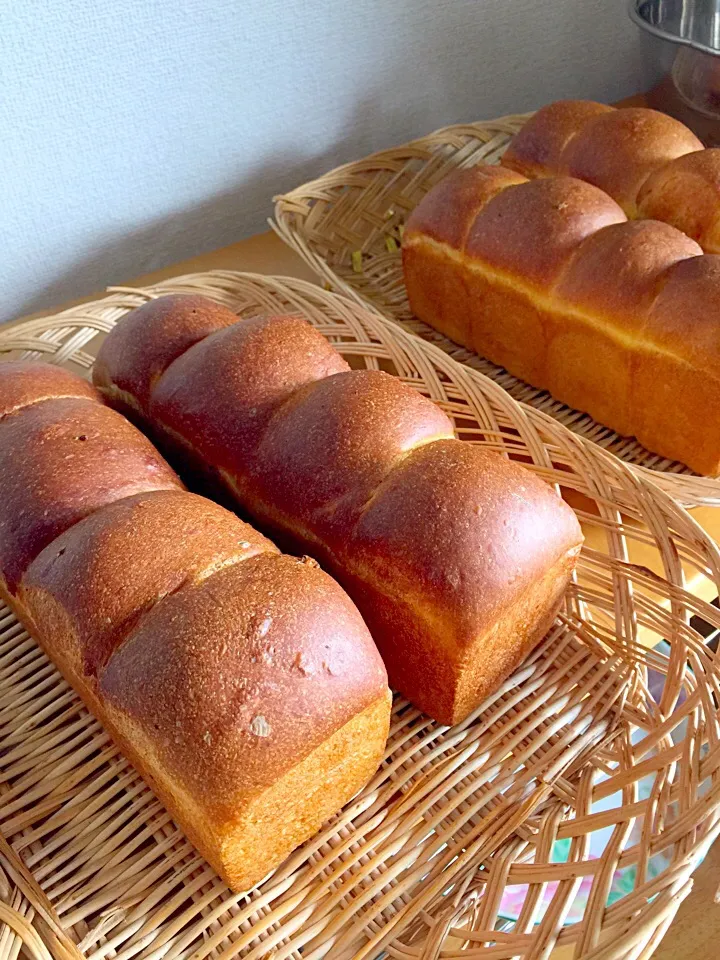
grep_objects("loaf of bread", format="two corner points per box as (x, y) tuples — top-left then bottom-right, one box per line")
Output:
(0, 360), (391, 891)
(401, 163), (720, 475)
(501, 99), (720, 253)
(93, 295), (583, 726)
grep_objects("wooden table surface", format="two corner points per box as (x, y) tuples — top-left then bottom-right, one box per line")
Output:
(6, 85), (720, 960)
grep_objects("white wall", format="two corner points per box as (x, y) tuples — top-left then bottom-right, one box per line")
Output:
(0, 0), (667, 322)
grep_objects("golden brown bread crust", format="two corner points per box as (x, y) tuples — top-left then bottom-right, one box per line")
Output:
(92, 294), (240, 410)
(558, 220), (701, 317)
(0, 360), (100, 417)
(250, 370), (454, 541)
(399, 166), (527, 347)
(561, 108), (702, 216)
(551, 221), (702, 435)
(95, 300), (583, 724)
(428, 172), (625, 386)
(634, 256), (720, 475)
(349, 440), (581, 630)
(637, 149), (720, 254)
(402, 164), (720, 474)
(148, 313), (350, 475)
(4, 562), (390, 893)
(465, 176), (627, 287)
(342, 440), (582, 723)
(406, 165), (528, 247)
(405, 170), (625, 384)
(102, 690), (391, 891)
(501, 100), (613, 179)
(0, 397), (181, 593)
(20, 489), (276, 678)
(100, 553), (388, 818)
(2, 360), (391, 890)
(503, 99), (712, 243)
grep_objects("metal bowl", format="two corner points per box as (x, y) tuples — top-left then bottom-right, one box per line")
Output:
(630, 0), (720, 56)
(630, 1), (720, 116)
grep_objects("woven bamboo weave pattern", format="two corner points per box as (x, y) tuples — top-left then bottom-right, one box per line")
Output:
(271, 114), (720, 508)
(0, 272), (719, 960)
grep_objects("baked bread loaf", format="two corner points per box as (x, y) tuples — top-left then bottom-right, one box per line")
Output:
(94, 297), (583, 726)
(0, 360), (391, 891)
(501, 100), (720, 253)
(401, 164), (720, 475)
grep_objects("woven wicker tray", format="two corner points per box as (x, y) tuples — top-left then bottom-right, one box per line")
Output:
(1, 271), (720, 960)
(271, 113), (720, 508)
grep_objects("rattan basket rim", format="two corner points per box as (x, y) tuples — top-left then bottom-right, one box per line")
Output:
(270, 110), (720, 509)
(1, 270), (720, 960)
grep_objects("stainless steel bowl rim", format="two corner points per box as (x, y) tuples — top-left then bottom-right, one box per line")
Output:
(629, 0), (720, 57)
